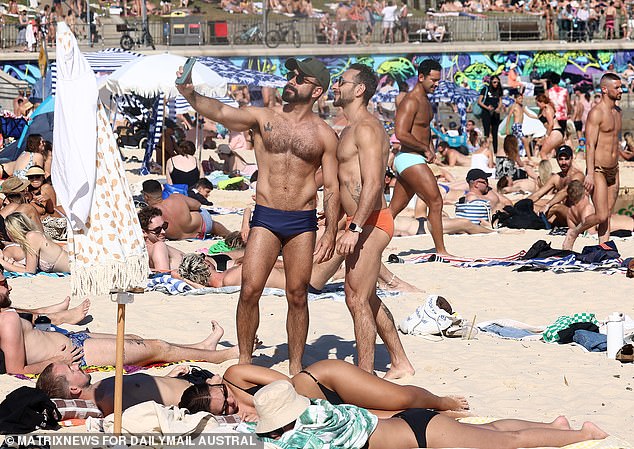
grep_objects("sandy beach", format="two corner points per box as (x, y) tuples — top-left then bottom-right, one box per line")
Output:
(1, 152), (633, 447)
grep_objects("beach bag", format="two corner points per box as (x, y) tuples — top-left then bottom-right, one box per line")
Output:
(492, 199), (546, 230)
(398, 295), (454, 336)
(472, 86), (487, 118)
(0, 386), (61, 434)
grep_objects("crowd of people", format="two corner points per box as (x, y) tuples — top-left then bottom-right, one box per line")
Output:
(0, 52), (629, 446)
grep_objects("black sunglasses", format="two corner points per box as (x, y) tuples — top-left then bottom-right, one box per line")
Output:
(286, 71), (319, 86)
(334, 76), (358, 86)
(27, 175), (44, 179)
(148, 222), (168, 235)
(208, 383), (229, 415)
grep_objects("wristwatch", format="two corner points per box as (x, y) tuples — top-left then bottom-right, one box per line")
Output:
(348, 223), (363, 233)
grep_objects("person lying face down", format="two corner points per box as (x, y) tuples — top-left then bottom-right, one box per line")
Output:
(247, 380), (608, 449)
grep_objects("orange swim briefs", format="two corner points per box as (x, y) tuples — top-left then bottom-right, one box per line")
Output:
(346, 208), (394, 239)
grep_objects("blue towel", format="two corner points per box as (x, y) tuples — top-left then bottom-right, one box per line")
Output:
(481, 323), (534, 339)
(572, 329), (607, 352)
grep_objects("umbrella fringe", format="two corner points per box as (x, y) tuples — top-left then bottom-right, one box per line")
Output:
(71, 255), (149, 297)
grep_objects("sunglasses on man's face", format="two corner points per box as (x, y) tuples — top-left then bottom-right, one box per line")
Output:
(27, 175), (44, 180)
(148, 222), (168, 235)
(286, 71), (319, 87)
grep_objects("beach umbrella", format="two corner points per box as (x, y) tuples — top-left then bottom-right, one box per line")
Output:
(52, 22), (149, 434)
(106, 53), (227, 99)
(428, 80), (480, 133)
(197, 56), (286, 88)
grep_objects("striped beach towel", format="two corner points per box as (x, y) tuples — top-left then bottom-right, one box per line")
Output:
(392, 251), (526, 264)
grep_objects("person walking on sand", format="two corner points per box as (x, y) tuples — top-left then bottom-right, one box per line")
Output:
(389, 59), (450, 256)
(176, 57), (340, 376)
(332, 63), (414, 379)
(563, 72), (622, 250)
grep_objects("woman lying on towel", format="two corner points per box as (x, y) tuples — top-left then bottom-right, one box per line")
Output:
(179, 359), (469, 421)
(249, 380), (607, 449)
(0, 212), (69, 274)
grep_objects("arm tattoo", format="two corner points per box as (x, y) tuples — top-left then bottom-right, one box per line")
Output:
(344, 181), (362, 204)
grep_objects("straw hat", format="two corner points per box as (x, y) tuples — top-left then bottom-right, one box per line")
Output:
(25, 166), (45, 177)
(0, 177), (30, 194)
(254, 380), (310, 434)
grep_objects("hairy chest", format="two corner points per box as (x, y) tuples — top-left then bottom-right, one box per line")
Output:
(259, 118), (323, 164)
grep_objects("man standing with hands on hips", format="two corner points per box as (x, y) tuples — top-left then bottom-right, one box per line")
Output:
(176, 57), (340, 375)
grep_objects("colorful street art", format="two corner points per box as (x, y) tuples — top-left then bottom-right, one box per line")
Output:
(226, 49), (634, 92)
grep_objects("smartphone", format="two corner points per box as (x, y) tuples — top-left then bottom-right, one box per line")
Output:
(176, 57), (197, 85)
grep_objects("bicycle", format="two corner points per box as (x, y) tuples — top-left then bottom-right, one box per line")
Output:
(233, 23), (265, 45)
(266, 19), (301, 48)
(118, 22), (156, 51)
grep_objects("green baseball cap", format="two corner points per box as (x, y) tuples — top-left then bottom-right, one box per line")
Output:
(285, 57), (330, 90)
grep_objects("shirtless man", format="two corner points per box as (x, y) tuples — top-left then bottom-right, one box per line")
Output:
(505, 91), (538, 157)
(437, 141), (470, 167)
(0, 273), (90, 327)
(464, 168), (511, 214)
(37, 363), (206, 416)
(0, 300), (239, 374)
(563, 73), (622, 250)
(177, 57), (340, 375)
(389, 59), (449, 255)
(528, 145), (584, 226)
(567, 180), (634, 234)
(332, 64), (414, 379)
(141, 180), (230, 240)
(138, 206), (184, 271)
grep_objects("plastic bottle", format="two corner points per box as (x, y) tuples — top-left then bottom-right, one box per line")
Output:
(606, 312), (624, 359)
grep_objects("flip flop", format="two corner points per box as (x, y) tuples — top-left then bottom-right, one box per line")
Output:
(616, 343), (634, 363)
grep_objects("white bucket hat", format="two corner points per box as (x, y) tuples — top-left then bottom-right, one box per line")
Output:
(254, 380), (310, 434)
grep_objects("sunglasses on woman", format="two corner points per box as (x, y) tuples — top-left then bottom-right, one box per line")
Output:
(286, 71), (319, 86)
(148, 222), (168, 235)
(208, 383), (229, 415)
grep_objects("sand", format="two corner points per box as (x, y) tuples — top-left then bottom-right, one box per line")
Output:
(1, 152), (633, 447)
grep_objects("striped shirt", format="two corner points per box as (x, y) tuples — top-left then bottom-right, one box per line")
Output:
(455, 199), (491, 224)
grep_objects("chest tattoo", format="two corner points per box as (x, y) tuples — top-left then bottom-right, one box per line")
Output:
(264, 122), (273, 132)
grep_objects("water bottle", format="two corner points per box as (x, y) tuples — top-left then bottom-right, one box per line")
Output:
(606, 312), (624, 359)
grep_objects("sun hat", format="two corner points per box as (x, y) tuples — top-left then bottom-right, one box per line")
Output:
(0, 177), (30, 194)
(25, 166), (45, 177)
(285, 57), (331, 91)
(216, 144), (233, 155)
(254, 380), (310, 434)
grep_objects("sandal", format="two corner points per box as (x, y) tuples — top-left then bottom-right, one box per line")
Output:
(616, 344), (634, 363)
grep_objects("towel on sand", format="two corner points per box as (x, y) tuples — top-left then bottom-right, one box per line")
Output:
(3, 271), (69, 279)
(477, 319), (546, 341)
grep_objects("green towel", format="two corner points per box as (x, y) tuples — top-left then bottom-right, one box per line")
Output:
(217, 177), (245, 190)
(207, 241), (231, 254)
(543, 313), (599, 343)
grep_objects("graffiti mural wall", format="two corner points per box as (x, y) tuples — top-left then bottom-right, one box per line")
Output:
(225, 50), (634, 91)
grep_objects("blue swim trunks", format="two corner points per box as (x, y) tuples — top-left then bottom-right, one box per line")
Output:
(393, 151), (426, 175)
(197, 208), (214, 239)
(67, 331), (91, 367)
(250, 204), (317, 240)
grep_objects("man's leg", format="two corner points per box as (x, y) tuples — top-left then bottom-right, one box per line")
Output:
(602, 173), (620, 243)
(399, 164), (449, 255)
(389, 178), (415, 218)
(308, 252), (345, 291)
(211, 219), (231, 238)
(281, 231), (316, 375)
(236, 227), (282, 365)
(440, 217), (493, 234)
(82, 331), (239, 367)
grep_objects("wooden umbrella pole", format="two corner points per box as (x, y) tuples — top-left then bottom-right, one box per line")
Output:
(112, 291), (133, 435)
(113, 301), (125, 434)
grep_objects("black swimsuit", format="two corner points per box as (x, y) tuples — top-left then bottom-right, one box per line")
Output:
(539, 112), (564, 137)
(223, 370), (344, 405)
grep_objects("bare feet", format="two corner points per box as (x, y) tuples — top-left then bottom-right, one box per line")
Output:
(440, 395), (470, 411)
(229, 336), (262, 360)
(378, 275), (421, 293)
(383, 362), (416, 380)
(434, 250), (454, 258)
(47, 296), (72, 313)
(49, 299), (91, 325)
(562, 229), (578, 251)
(551, 416), (571, 430)
(202, 320), (224, 349)
(581, 422), (609, 440)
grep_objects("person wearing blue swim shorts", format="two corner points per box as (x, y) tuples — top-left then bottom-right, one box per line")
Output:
(389, 59), (450, 255)
(177, 57), (341, 375)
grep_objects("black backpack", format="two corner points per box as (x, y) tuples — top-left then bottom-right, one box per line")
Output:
(0, 386), (60, 434)
(492, 198), (548, 230)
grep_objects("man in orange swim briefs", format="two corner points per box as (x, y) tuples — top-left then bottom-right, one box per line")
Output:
(333, 63), (414, 379)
